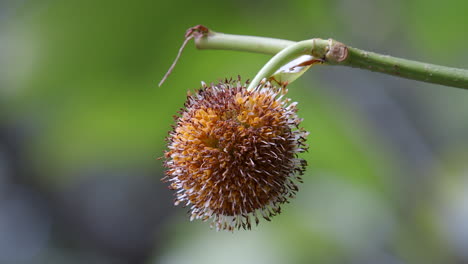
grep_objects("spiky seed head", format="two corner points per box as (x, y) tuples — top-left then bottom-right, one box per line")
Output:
(163, 79), (308, 231)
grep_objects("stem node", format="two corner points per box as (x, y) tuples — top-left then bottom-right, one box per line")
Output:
(326, 39), (348, 63)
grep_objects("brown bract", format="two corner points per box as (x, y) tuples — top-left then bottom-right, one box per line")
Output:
(163, 79), (308, 231)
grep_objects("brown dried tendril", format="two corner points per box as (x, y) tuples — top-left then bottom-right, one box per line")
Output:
(163, 78), (308, 231)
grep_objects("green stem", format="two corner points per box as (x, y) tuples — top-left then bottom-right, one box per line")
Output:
(246, 39), (329, 90)
(194, 30), (468, 90)
(195, 31), (295, 55)
(342, 47), (468, 89)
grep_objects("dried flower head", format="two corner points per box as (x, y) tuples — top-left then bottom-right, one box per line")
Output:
(163, 78), (308, 231)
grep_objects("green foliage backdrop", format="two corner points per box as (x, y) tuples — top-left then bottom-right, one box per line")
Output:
(2, 0), (468, 263)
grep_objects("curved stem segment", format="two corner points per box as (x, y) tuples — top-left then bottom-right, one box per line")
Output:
(246, 40), (313, 90)
(246, 39), (329, 90)
(194, 29), (468, 90)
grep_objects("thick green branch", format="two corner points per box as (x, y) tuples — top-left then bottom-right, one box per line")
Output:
(194, 29), (468, 90)
(342, 47), (468, 89)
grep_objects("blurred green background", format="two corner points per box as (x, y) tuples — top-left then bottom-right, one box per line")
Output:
(1, 0), (468, 263)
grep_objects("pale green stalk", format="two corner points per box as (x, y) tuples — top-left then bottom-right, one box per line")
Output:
(193, 30), (468, 90)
